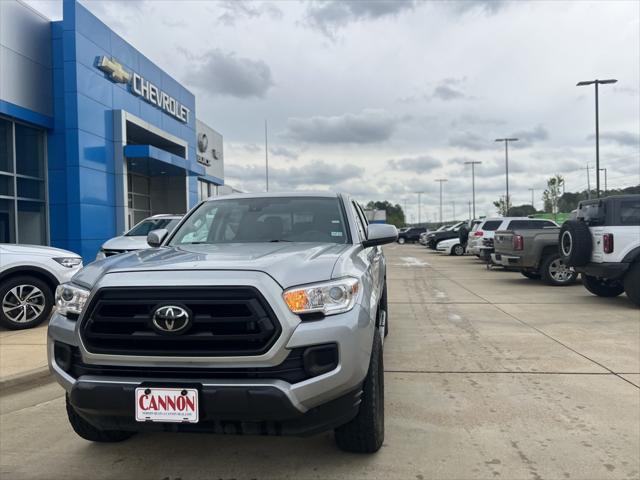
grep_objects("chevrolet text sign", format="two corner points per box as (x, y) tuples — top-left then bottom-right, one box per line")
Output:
(96, 56), (190, 124)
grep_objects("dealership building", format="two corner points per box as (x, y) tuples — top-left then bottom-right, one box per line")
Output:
(0, 0), (225, 261)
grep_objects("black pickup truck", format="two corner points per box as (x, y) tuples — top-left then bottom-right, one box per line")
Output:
(425, 221), (465, 249)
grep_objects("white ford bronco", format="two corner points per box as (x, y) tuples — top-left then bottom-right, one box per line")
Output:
(560, 194), (640, 306)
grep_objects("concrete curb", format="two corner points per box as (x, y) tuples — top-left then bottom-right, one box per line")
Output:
(0, 366), (51, 392)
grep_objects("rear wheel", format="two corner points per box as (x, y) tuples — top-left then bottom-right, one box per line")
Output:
(451, 244), (465, 256)
(0, 276), (53, 330)
(334, 333), (384, 453)
(397, 237), (406, 245)
(521, 271), (541, 280)
(540, 254), (577, 286)
(582, 274), (624, 297)
(623, 263), (640, 306)
(66, 395), (135, 442)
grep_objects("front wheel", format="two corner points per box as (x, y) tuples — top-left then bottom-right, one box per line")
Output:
(451, 244), (465, 256)
(540, 254), (578, 286)
(334, 333), (384, 453)
(0, 276), (53, 330)
(582, 274), (624, 297)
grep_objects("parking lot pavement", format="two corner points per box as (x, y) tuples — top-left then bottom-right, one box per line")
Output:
(1, 244), (638, 480)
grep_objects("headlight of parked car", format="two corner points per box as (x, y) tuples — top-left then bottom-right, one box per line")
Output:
(53, 257), (83, 268)
(283, 278), (359, 316)
(55, 284), (90, 317)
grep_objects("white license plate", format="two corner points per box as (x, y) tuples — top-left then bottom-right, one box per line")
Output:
(135, 387), (199, 423)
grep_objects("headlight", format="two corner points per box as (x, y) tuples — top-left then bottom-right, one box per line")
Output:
(283, 278), (359, 316)
(95, 250), (106, 261)
(55, 284), (90, 317)
(53, 257), (83, 268)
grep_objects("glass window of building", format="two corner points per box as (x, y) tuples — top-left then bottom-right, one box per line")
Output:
(198, 179), (217, 201)
(0, 116), (47, 244)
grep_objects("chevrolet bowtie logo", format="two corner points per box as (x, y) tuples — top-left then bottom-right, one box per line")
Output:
(96, 56), (131, 84)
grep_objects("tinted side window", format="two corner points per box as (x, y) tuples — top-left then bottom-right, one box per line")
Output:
(620, 201), (640, 226)
(482, 221), (502, 231)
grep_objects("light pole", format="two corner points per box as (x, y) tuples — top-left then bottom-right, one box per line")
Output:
(264, 119), (269, 192)
(528, 188), (535, 210)
(468, 201), (472, 221)
(434, 179), (447, 224)
(495, 138), (518, 214)
(415, 192), (424, 225)
(582, 164), (593, 199)
(577, 79), (617, 197)
(599, 168), (608, 194)
(464, 160), (482, 219)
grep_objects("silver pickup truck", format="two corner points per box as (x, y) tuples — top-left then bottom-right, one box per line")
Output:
(494, 223), (577, 286)
(48, 193), (397, 453)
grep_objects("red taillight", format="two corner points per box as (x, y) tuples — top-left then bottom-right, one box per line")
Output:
(513, 234), (524, 251)
(474, 231), (484, 237)
(603, 233), (614, 254)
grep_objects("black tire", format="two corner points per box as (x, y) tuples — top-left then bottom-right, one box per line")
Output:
(380, 282), (389, 338)
(66, 395), (135, 442)
(334, 333), (384, 453)
(521, 271), (541, 280)
(582, 274), (624, 297)
(451, 244), (465, 256)
(397, 237), (406, 245)
(540, 254), (578, 286)
(623, 263), (640, 306)
(560, 220), (592, 267)
(0, 275), (53, 330)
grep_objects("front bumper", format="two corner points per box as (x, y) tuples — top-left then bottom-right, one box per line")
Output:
(66, 379), (362, 436)
(576, 261), (630, 280)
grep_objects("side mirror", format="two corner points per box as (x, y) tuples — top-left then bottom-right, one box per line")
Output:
(147, 228), (168, 248)
(362, 224), (398, 248)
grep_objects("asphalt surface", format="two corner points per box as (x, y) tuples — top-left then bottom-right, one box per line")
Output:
(1, 244), (639, 480)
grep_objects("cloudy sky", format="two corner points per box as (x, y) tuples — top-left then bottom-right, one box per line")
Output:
(28, 0), (640, 222)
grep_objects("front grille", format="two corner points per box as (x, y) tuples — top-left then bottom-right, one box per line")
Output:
(69, 347), (309, 383)
(81, 287), (281, 356)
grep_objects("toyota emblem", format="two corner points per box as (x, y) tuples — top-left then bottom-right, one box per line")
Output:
(152, 305), (191, 334)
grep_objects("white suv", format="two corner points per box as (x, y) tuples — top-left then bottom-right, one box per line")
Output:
(0, 244), (83, 329)
(561, 195), (640, 306)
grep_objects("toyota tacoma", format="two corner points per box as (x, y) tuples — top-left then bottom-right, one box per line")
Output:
(48, 193), (397, 453)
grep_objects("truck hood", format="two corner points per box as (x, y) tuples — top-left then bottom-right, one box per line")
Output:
(75, 243), (351, 290)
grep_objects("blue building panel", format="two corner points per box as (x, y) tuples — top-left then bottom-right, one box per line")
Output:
(2, 0), (223, 262)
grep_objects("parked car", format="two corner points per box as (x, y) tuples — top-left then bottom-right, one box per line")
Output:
(468, 217), (557, 260)
(0, 244), (82, 329)
(397, 226), (426, 244)
(436, 237), (466, 256)
(425, 222), (465, 249)
(560, 195), (640, 305)
(95, 214), (183, 260)
(49, 193), (397, 453)
(418, 231), (429, 245)
(493, 220), (577, 286)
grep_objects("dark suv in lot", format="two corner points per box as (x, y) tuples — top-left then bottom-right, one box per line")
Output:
(397, 227), (426, 244)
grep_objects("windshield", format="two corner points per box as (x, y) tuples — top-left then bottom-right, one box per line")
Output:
(169, 196), (348, 245)
(126, 218), (181, 236)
